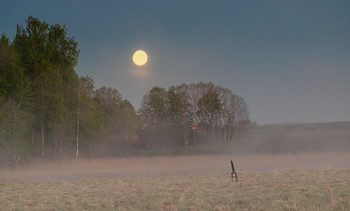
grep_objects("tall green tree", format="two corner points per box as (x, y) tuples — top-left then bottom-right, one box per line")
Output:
(167, 84), (192, 146)
(94, 87), (140, 141)
(139, 86), (168, 129)
(13, 16), (79, 156)
(76, 76), (93, 158)
(116, 100), (140, 142)
(76, 76), (105, 158)
(139, 86), (170, 147)
(94, 86), (122, 129)
(0, 35), (33, 159)
(197, 88), (222, 141)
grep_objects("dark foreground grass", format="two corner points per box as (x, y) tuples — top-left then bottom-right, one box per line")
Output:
(1, 169), (350, 210)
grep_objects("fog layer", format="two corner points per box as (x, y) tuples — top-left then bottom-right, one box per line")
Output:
(1, 152), (350, 183)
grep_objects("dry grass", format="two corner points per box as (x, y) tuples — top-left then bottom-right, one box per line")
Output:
(1, 152), (350, 183)
(1, 152), (350, 210)
(0, 169), (349, 210)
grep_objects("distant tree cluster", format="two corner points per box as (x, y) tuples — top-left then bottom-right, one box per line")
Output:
(138, 82), (250, 147)
(0, 17), (251, 162)
(0, 17), (139, 161)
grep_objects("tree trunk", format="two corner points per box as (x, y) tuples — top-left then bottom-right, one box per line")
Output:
(57, 123), (63, 155)
(193, 130), (197, 144)
(228, 124), (234, 141)
(183, 126), (189, 146)
(31, 122), (35, 145)
(233, 124), (239, 141)
(182, 108), (188, 146)
(54, 126), (58, 159)
(126, 111), (129, 142)
(11, 102), (19, 155)
(223, 124), (228, 142)
(40, 85), (45, 156)
(59, 133), (63, 153)
(8, 98), (22, 156)
(75, 90), (81, 159)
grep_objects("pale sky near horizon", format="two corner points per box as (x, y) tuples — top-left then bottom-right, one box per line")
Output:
(1, 0), (349, 125)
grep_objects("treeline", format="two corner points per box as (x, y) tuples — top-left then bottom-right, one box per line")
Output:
(0, 17), (139, 161)
(139, 82), (250, 148)
(0, 17), (250, 162)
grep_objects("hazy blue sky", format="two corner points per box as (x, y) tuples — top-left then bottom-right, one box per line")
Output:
(1, 0), (349, 125)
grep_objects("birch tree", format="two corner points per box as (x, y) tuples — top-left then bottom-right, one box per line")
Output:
(76, 76), (94, 159)
(167, 84), (192, 146)
(0, 35), (33, 160)
(14, 16), (79, 156)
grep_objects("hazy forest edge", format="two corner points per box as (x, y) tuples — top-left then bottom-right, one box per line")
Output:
(0, 17), (251, 163)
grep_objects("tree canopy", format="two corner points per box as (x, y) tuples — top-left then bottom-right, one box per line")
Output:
(139, 82), (250, 147)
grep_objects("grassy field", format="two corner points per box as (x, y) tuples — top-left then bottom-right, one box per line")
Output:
(1, 169), (350, 210)
(1, 152), (350, 210)
(2, 122), (349, 210)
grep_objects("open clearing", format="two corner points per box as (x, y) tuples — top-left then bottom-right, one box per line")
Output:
(1, 152), (350, 210)
(1, 169), (350, 210)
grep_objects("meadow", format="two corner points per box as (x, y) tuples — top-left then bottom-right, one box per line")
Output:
(1, 152), (350, 210)
(1, 122), (350, 210)
(1, 168), (349, 210)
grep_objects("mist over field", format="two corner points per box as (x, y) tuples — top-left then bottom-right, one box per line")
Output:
(1, 121), (350, 183)
(237, 122), (350, 153)
(79, 121), (350, 158)
(1, 152), (350, 183)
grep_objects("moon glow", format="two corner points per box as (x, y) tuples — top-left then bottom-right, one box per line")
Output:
(132, 50), (148, 66)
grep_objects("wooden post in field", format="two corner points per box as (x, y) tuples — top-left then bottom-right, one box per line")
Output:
(231, 160), (238, 182)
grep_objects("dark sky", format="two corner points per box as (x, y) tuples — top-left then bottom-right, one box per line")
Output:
(1, 0), (350, 124)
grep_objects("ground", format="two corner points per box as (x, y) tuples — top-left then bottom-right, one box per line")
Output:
(1, 153), (350, 210)
(0, 169), (349, 210)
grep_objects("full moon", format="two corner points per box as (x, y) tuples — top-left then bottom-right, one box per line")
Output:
(132, 50), (148, 66)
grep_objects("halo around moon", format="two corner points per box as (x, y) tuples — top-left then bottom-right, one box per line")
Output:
(132, 50), (148, 66)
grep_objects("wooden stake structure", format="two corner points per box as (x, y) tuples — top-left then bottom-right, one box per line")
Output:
(230, 160), (238, 182)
